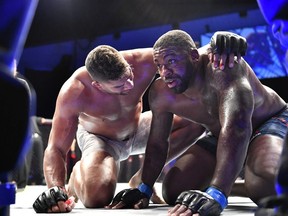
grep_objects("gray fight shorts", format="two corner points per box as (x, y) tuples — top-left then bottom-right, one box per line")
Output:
(76, 111), (152, 162)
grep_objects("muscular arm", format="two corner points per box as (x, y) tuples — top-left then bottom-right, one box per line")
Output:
(141, 81), (174, 188)
(211, 64), (254, 196)
(120, 47), (156, 74)
(141, 80), (205, 188)
(44, 82), (80, 189)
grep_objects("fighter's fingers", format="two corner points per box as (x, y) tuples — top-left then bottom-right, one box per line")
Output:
(168, 204), (182, 215)
(169, 204), (189, 216)
(177, 208), (193, 216)
(173, 206), (190, 216)
(49, 200), (67, 213)
(111, 200), (127, 209)
(134, 198), (149, 209)
(105, 203), (117, 209)
(208, 52), (213, 63)
(105, 201), (120, 209)
(236, 53), (241, 62)
(65, 197), (76, 210)
(227, 53), (235, 68)
(213, 53), (220, 69)
(219, 53), (227, 70)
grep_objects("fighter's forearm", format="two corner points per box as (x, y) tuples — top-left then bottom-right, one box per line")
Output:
(211, 130), (251, 196)
(141, 141), (168, 188)
(43, 146), (67, 188)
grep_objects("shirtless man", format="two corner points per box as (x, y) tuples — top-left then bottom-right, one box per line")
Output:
(108, 30), (288, 216)
(32, 32), (246, 213)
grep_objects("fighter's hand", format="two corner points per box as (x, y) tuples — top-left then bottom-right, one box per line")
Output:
(168, 188), (227, 216)
(32, 186), (75, 213)
(208, 31), (247, 70)
(105, 188), (149, 209)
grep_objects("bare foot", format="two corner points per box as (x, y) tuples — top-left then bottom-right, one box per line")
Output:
(151, 190), (166, 204)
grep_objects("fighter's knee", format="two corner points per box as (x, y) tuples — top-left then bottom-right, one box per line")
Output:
(79, 179), (115, 208)
(162, 174), (181, 205)
(162, 187), (178, 205)
(248, 160), (277, 182)
(82, 194), (111, 208)
(81, 186), (114, 208)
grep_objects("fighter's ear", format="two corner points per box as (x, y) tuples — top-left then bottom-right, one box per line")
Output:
(92, 80), (102, 89)
(190, 48), (199, 61)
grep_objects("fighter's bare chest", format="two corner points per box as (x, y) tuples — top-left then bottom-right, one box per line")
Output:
(82, 94), (142, 121)
(170, 91), (219, 125)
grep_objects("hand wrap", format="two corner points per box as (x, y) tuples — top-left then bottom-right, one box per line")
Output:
(138, 183), (153, 199)
(111, 188), (148, 208)
(32, 186), (68, 213)
(210, 31), (247, 56)
(175, 187), (227, 216)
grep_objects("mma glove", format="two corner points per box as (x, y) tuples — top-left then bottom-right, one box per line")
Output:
(210, 31), (247, 56)
(32, 186), (68, 213)
(110, 183), (153, 208)
(175, 186), (228, 216)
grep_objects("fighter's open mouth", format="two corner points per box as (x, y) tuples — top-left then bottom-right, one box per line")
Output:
(166, 79), (177, 88)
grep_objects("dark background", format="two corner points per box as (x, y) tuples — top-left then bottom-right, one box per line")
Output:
(25, 0), (259, 47)
(19, 0), (287, 119)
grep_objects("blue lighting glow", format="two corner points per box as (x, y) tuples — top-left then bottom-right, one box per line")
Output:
(201, 25), (288, 79)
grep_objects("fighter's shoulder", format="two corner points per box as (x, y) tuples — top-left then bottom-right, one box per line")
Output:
(120, 48), (153, 62)
(150, 77), (167, 90)
(59, 67), (89, 99)
(149, 78), (172, 101)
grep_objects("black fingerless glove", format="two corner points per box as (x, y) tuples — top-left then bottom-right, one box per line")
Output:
(111, 188), (147, 208)
(111, 183), (152, 208)
(210, 31), (247, 56)
(32, 186), (68, 213)
(175, 187), (228, 216)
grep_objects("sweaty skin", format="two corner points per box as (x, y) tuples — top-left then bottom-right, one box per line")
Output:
(44, 48), (155, 207)
(42, 32), (248, 212)
(43, 47), (204, 212)
(141, 43), (286, 215)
